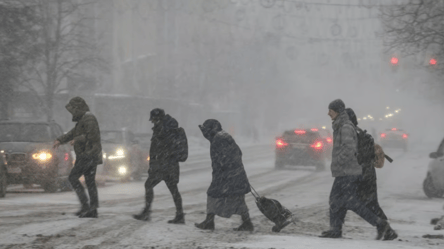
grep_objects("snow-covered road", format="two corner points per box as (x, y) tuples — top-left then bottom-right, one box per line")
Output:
(0, 143), (443, 249)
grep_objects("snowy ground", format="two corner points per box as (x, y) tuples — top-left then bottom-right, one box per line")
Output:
(0, 141), (443, 249)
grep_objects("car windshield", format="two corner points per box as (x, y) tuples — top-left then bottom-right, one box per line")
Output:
(101, 131), (124, 144)
(0, 123), (51, 142)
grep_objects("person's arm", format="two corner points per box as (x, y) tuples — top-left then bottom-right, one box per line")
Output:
(82, 115), (101, 157)
(336, 124), (357, 166)
(54, 127), (75, 147)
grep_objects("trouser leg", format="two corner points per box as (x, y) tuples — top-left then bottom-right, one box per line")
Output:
(330, 207), (347, 231)
(165, 181), (183, 214)
(84, 163), (98, 209)
(69, 158), (92, 208)
(366, 199), (388, 220)
(144, 174), (162, 211)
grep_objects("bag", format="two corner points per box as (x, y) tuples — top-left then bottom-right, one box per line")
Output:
(373, 143), (385, 168)
(356, 127), (376, 165)
(174, 127), (188, 162)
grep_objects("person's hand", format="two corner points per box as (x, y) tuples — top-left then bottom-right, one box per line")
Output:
(53, 140), (61, 149)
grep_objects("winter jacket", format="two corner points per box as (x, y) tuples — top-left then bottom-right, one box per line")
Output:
(206, 130), (251, 198)
(330, 111), (362, 177)
(149, 114), (179, 165)
(57, 97), (102, 164)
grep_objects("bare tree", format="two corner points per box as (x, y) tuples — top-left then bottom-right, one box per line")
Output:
(18, 0), (107, 121)
(380, 0), (444, 67)
(0, 1), (38, 119)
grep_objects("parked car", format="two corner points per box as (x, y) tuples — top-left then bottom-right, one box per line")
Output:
(0, 120), (74, 194)
(316, 128), (333, 159)
(379, 128), (409, 152)
(423, 138), (444, 198)
(275, 128), (329, 171)
(0, 151), (8, 197)
(101, 129), (146, 181)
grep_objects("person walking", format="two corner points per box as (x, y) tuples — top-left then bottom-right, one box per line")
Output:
(195, 119), (253, 231)
(320, 99), (397, 240)
(133, 108), (185, 224)
(53, 96), (102, 218)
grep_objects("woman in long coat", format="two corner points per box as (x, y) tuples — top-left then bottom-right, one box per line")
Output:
(195, 119), (253, 231)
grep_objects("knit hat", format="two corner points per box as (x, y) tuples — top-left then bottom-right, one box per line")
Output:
(328, 99), (346, 114)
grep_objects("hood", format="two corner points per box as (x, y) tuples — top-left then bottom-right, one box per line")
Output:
(199, 119), (222, 141)
(0, 142), (52, 154)
(66, 96), (90, 122)
(332, 111), (352, 131)
(163, 114), (178, 130)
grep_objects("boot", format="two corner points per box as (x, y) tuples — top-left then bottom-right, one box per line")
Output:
(79, 209), (98, 218)
(234, 214), (254, 232)
(431, 217), (441, 225)
(376, 219), (397, 240)
(194, 214), (215, 230)
(75, 204), (90, 216)
(168, 212), (185, 224)
(133, 208), (151, 221)
(319, 229), (342, 238)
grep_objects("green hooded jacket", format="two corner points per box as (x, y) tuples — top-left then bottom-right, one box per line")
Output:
(57, 97), (103, 164)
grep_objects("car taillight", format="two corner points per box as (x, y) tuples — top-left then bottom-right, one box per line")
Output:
(276, 139), (288, 148)
(311, 128), (318, 132)
(295, 130), (306, 135)
(402, 134), (408, 139)
(311, 141), (324, 150)
(326, 137), (332, 143)
(391, 128), (397, 131)
(381, 133), (386, 138)
(64, 153), (69, 161)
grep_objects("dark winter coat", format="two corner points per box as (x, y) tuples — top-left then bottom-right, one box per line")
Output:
(331, 111), (362, 177)
(149, 114), (179, 171)
(201, 123), (251, 198)
(57, 97), (102, 164)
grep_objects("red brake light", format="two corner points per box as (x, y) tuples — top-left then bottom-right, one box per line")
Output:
(402, 134), (408, 139)
(294, 130), (306, 135)
(276, 139), (288, 148)
(311, 141), (324, 150)
(326, 137), (332, 143)
(64, 153), (69, 161)
(391, 57), (398, 65)
(311, 128), (318, 132)
(391, 128), (397, 131)
(381, 133), (386, 138)
(430, 58), (437, 65)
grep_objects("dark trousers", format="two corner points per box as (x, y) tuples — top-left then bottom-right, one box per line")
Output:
(329, 176), (381, 230)
(358, 166), (388, 221)
(69, 156), (98, 209)
(145, 162), (182, 214)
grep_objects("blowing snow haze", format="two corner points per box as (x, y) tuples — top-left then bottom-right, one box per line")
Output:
(2, 0), (444, 248)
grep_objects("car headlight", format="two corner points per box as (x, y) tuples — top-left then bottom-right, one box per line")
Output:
(118, 166), (127, 175)
(32, 152), (53, 161)
(116, 149), (125, 156)
(147, 156), (150, 161)
(108, 149), (126, 160)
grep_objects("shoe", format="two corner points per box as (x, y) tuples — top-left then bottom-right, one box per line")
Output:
(383, 228), (398, 240)
(75, 205), (89, 216)
(133, 208), (150, 221)
(79, 209), (98, 218)
(194, 216), (215, 230)
(233, 219), (254, 232)
(319, 230), (342, 238)
(376, 220), (391, 240)
(168, 213), (185, 224)
(431, 218), (441, 225)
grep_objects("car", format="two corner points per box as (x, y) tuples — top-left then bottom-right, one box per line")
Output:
(275, 128), (329, 171)
(101, 129), (147, 181)
(379, 128), (409, 151)
(315, 128), (333, 159)
(0, 120), (74, 194)
(423, 138), (444, 198)
(0, 152), (7, 197)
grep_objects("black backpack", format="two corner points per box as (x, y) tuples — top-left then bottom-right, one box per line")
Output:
(356, 127), (376, 165)
(174, 127), (188, 162)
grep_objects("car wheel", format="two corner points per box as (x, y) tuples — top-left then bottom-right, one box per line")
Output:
(275, 159), (285, 170)
(43, 181), (58, 193)
(423, 175), (444, 198)
(0, 167), (7, 198)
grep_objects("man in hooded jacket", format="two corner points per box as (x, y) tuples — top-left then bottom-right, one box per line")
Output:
(53, 96), (102, 218)
(133, 108), (184, 224)
(320, 99), (397, 240)
(195, 119), (253, 231)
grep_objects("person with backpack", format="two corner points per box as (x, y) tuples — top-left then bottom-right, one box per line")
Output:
(320, 99), (397, 240)
(195, 119), (253, 231)
(345, 108), (391, 222)
(133, 108), (187, 224)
